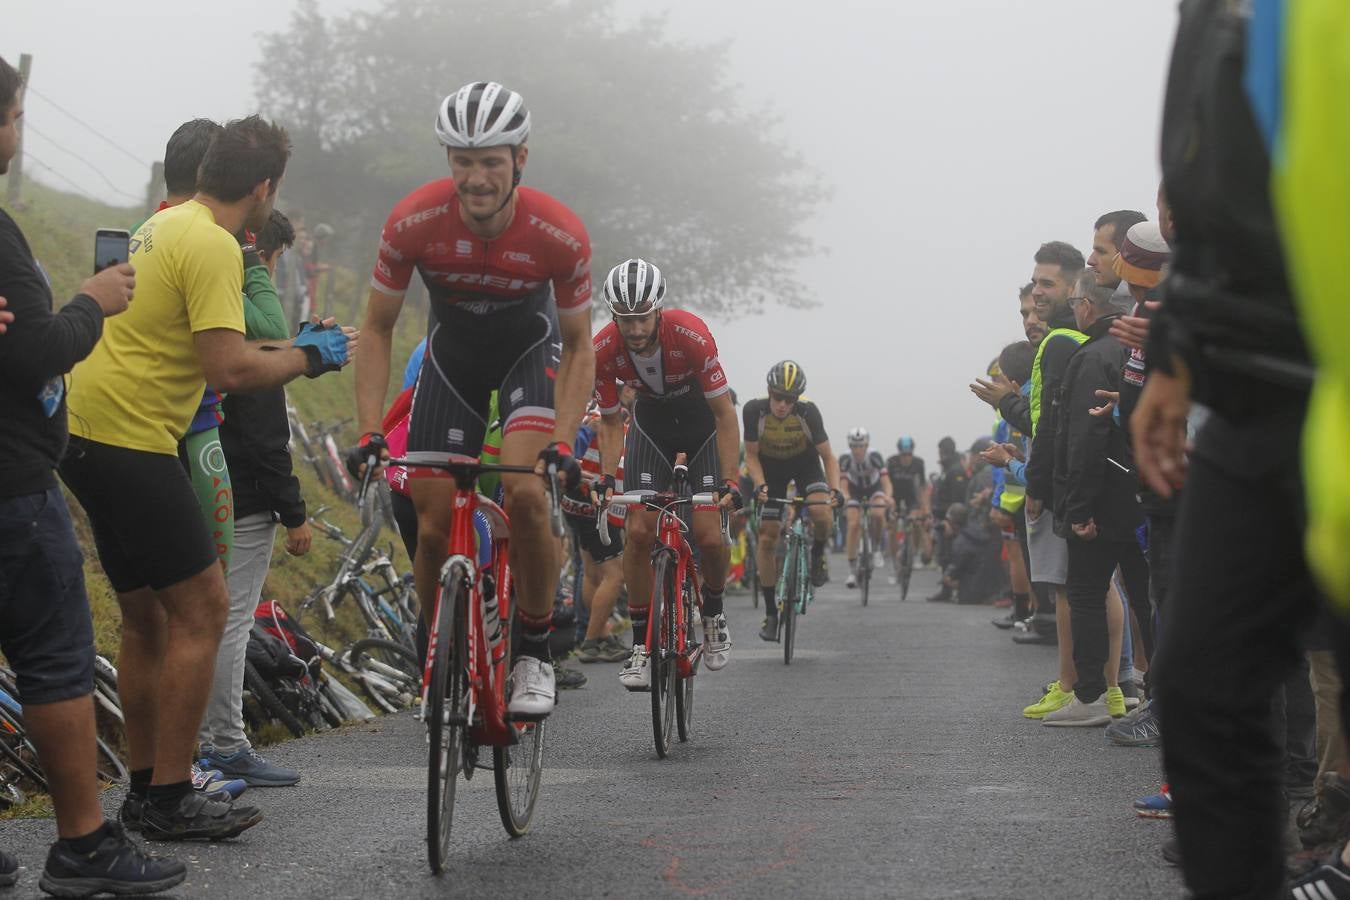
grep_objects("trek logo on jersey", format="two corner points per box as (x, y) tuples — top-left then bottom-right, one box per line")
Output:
(379, 238), (404, 262)
(435, 272), (544, 291)
(502, 250), (534, 264)
(456, 240), (474, 256)
(376, 258), (393, 279)
(673, 324), (708, 347)
(572, 278), (591, 300)
(393, 203), (452, 233)
(528, 215), (583, 252)
(594, 333), (614, 352)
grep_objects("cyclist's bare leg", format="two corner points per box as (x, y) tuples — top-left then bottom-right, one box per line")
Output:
(623, 508), (657, 644)
(805, 490), (833, 542)
(845, 503), (862, 564)
(694, 509), (730, 593)
(499, 429), (557, 623)
(867, 498), (889, 550)
(756, 519), (783, 582)
(410, 477), (457, 633)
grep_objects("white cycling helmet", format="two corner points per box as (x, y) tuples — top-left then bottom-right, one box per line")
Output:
(435, 81), (531, 149)
(604, 259), (666, 317)
(847, 427), (869, 447)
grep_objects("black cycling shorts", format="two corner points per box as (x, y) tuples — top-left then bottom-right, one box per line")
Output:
(566, 511), (624, 564)
(624, 394), (720, 500)
(759, 454), (827, 523)
(59, 438), (218, 593)
(845, 480), (887, 505)
(0, 488), (96, 704)
(407, 294), (560, 457)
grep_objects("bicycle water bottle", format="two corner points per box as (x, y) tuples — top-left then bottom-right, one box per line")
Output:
(474, 510), (505, 665)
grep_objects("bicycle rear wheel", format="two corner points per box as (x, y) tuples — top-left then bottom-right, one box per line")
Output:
(427, 564), (469, 875)
(243, 663), (307, 738)
(748, 530), (759, 608)
(493, 713), (546, 835)
(675, 569), (696, 742)
(649, 552), (676, 759)
(782, 539), (799, 665)
(899, 532), (914, 601)
(859, 528), (871, 607)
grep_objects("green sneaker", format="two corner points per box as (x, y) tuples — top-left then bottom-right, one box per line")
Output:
(1023, 680), (1074, 719)
(1105, 685), (1127, 718)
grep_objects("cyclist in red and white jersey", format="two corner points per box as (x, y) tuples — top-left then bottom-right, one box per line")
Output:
(591, 259), (742, 688)
(351, 82), (595, 720)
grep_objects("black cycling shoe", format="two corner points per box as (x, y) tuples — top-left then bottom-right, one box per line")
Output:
(141, 790), (262, 842)
(121, 785), (234, 834)
(810, 550), (828, 587)
(39, 822), (186, 897)
(759, 614), (779, 642)
(0, 848), (17, 887)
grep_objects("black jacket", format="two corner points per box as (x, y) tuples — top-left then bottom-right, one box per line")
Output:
(932, 457), (968, 516)
(947, 518), (1003, 604)
(998, 391), (1033, 437)
(1118, 289), (1178, 518)
(1022, 309), (1081, 505)
(1149, 0), (1309, 423)
(1051, 315), (1142, 541)
(0, 210), (104, 499)
(220, 388), (305, 527)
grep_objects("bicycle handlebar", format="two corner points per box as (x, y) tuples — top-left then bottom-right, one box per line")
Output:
(597, 491), (726, 546)
(370, 453), (564, 538)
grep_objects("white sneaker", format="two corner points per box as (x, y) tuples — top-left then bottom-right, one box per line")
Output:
(887, 575), (898, 586)
(702, 613), (731, 671)
(507, 657), (556, 719)
(845, 574), (858, 589)
(872, 551), (885, 568)
(1042, 694), (1111, 727)
(619, 644), (651, 691)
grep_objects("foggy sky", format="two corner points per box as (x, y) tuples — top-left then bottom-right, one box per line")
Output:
(5, 0), (1177, 460)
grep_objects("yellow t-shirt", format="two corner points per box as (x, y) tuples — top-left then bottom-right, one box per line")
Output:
(68, 200), (244, 455)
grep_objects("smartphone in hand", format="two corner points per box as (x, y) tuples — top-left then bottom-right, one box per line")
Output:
(94, 228), (130, 274)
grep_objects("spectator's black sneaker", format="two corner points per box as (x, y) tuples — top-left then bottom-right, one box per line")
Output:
(0, 848), (17, 887)
(118, 794), (143, 833)
(1161, 838), (1182, 867)
(39, 822), (186, 896)
(141, 791), (262, 841)
(991, 612), (1019, 629)
(551, 661), (587, 690)
(1012, 629), (1057, 646)
(1289, 860), (1350, 899)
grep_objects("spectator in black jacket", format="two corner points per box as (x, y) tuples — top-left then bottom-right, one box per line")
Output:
(198, 211), (308, 788)
(1040, 275), (1148, 727)
(0, 56), (185, 891)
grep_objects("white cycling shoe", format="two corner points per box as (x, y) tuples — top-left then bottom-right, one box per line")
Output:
(702, 614), (731, 671)
(619, 645), (651, 691)
(507, 657), (556, 719)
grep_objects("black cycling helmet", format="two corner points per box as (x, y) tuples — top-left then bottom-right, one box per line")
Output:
(767, 360), (807, 397)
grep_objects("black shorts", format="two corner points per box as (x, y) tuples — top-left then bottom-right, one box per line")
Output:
(624, 394), (720, 498)
(845, 481), (886, 505)
(0, 488), (95, 704)
(59, 438), (217, 593)
(407, 294), (560, 457)
(566, 511), (624, 564)
(759, 454), (827, 523)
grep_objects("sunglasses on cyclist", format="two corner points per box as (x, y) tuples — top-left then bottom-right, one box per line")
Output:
(769, 391), (796, 404)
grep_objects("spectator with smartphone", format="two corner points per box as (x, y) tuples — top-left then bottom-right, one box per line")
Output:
(0, 55), (186, 893)
(59, 115), (356, 842)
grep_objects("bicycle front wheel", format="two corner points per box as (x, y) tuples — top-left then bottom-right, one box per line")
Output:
(649, 552), (677, 759)
(859, 529), (871, 607)
(899, 533), (914, 601)
(427, 564), (470, 875)
(782, 540), (799, 665)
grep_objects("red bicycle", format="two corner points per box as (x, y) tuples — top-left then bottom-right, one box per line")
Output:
(379, 452), (561, 874)
(600, 455), (725, 758)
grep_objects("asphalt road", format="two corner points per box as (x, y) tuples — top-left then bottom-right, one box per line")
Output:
(3, 565), (1184, 899)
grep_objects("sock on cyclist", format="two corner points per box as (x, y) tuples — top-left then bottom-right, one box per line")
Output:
(762, 586), (776, 612)
(702, 586), (725, 619)
(146, 781), (192, 807)
(129, 768), (152, 800)
(630, 606), (650, 649)
(516, 610), (553, 663)
(812, 538), (826, 558)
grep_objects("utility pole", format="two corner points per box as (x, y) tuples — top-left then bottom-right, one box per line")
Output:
(4, 53), (32, 204)
(144, 160), (164, 218)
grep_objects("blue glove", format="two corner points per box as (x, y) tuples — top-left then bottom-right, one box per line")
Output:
(294, 322), (349, 378)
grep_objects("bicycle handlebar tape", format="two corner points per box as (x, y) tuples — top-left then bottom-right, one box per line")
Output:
(295, 322), (351, 378)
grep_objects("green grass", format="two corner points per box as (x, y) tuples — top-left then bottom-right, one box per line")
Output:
(1, 181), (426, 819)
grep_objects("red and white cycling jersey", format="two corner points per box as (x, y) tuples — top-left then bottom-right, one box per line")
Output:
(592, 310), (730, 414)
(371, 180), (592, 317)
